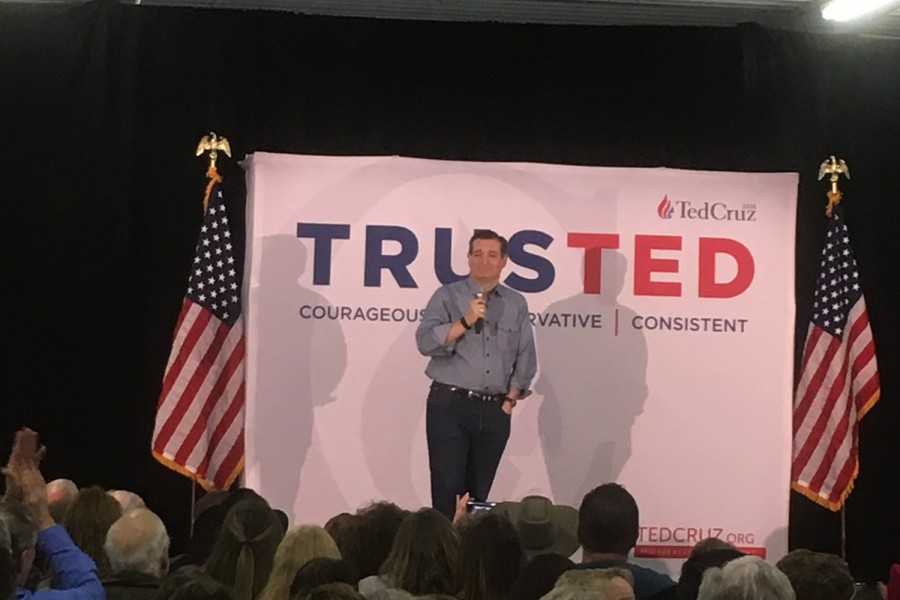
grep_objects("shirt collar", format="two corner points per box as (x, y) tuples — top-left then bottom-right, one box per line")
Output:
(466, 276), (503, 297)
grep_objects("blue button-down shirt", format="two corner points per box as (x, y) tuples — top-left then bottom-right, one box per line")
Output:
(416, 276), (536, 395)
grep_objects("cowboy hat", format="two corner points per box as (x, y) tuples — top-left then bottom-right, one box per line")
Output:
(493, 495), (579, 559)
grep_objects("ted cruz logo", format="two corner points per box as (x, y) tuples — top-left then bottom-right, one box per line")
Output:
(657, 195), (675, 219)
(657, 196), (757, 222)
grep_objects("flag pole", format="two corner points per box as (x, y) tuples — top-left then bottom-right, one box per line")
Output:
(190, 479), (197, 538)
(841, 505), (847, 560)
(818, 155), (851, 560)
(186, 131), (232, 539)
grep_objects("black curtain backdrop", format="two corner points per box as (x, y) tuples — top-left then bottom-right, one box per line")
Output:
(2, 0), (899, 581)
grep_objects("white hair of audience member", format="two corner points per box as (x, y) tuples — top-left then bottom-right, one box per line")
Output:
(698, 555), (795, 600)
(541, 568), (636, 600)
(108, 489), (147, 515)
(45, 479), (78, 524)
(104, 508), (170, 579)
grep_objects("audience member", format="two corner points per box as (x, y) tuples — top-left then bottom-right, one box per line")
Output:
(303, 581), (365, 600)
(158, 567), (236, 600)
(888, 563), (900, 600)
(108, 490), (146, 515)
(258, 525), (341, 600)
(63, 485), (123, 578)
(352, 503), (409, 580)
(362, 508), (459, 597)
(677, 547), (745, 600)
(511, 552), (576, 600)
(324, 513), (361, 575)
(542, 567), (636, 600)
(492, 495), (579, 560)
(577, 483), (674, 600)
(456, 511), (524, 600)
(697, 555), (794, 600)
(45, 480), (78, 525)
(0, 452), (104, 599)
(776, 549), (855, 600)
(204, 498), (285, 600)
(170, 504), (226, 572)
(852, 583), (885, 600)
(1, 520), (15, 600)
(102, 508), (170, 599)
(289, 557), (356, 599)
(688, 538), (736, 558)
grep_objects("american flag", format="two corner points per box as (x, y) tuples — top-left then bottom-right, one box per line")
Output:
(152, 180), (246, 490)
(792, 207), (880, 510)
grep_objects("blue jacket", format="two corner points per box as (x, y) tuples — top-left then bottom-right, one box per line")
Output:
(17, 525), (104, 600)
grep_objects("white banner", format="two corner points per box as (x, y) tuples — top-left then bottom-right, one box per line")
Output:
(243, 153), (797, 573)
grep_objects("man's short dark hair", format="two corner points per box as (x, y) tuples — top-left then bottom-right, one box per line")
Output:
(577, 483), (639, 556)
(776, 549), (855, 600)
(678, 548), (745, 600)
(468, 230), (508, 256)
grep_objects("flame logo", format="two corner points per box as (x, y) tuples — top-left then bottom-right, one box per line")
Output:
(657, 195), (674, 219)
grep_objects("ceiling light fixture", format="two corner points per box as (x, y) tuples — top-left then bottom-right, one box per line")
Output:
(822, 0), (900, 22)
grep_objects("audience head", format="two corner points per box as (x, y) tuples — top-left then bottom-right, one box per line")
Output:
(194, 491), (228, 520)
(45, 478), (78, 524)
(511, 552), (576, 600)
(289, 557), (356, 599)
(108, 489), (146, 515)
(0, 499), (37, 588)
(0, 519), (15, 600)
(257, 524), (341, 600)
(204, 498), (286, 600)
(159, 566), (236, 600)
(323, 512), (359, 573)
(352, 501), (409, 579)
(493, 496), (579, 560)
(64, 485), (123, 577)
(698, 555), (794, 600)
(379, 508), (459, 596)
(578, 483), (639, 556)
(301, 582), (364, 600)
(678, 547), (745, 600)
(456, 511), (524, 600)
(543, 567), (635, 600)
(776, 549), (855, 600)
(689, 538), (737, 558)
(104, 508), (170, 579)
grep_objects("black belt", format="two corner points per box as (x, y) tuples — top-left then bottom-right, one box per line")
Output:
(432, 381), (505, 402)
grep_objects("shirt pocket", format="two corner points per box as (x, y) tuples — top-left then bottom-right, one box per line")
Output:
(496, 315), (521, 356)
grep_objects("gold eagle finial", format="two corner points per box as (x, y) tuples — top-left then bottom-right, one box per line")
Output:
(818, 156), (850, 217)
(196, 132), (231, 211)
(196, 132), (232, 172)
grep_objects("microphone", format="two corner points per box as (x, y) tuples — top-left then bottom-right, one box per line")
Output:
(474, 292), (485, 334)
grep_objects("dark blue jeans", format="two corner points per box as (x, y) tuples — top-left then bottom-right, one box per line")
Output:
(426, 382), (511, 520)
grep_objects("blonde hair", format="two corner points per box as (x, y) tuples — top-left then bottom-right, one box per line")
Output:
(256, 525), (341, 600)
(543, 568), (636, 600)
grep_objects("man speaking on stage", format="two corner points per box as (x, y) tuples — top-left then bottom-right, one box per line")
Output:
(415, 229), (537, 519)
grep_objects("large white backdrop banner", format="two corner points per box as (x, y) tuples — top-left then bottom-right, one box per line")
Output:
(243, 152), (797, 571)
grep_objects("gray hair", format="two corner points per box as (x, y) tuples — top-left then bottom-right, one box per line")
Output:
(698, 555), (795, 600)
(104, 508), (170, 578)
(108, 490), (146, 515)
(46, 479), (79, 524)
